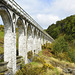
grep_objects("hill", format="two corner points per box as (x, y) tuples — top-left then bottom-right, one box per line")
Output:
(46, 15), (75, 40)
(46, 15), (75, 63)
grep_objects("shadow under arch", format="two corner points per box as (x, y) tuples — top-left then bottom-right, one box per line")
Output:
(27, 24), (32, 38)
(34, 28), (37, 38)
(0, 6), (13, 33)
(38, 31), (41, 51)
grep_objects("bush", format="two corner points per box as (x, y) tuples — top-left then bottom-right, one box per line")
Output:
(32, 56), (46, 64)
(16, 64), (44, 75)
(56, 52), (71, 62)
(53, 36), (69, 55)
(0, 25), (4, 32)
(68, 50), (75, 62)
(72, 40), (75, 47)
(42, 63), (54, 71)
(27, 51), (33, 59)
(42, 43), (53, 50)
(43, 49), (53, 57)
(15, 69), (23, 75)
(64, 34), (73, 42)
(15, 62), (55, 75)
(42, 44), (46, 49)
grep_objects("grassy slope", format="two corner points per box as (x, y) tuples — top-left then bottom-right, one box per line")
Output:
(0, 31), (4, 54)
(27, 50), (75, 75)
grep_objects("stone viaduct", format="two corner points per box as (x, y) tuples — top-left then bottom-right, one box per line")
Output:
(0, 0), (54, 74)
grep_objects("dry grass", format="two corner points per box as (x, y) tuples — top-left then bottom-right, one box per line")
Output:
(49, 57), (75, 69)
(38, 51), (75, 75)
(30, 62), (43, 68)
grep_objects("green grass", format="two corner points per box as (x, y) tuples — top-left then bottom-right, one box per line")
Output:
(0, 31), (4, 55)
(0, 46), (4, 54)
(30, 62), (43, 68)
(0, 32), (4, 39)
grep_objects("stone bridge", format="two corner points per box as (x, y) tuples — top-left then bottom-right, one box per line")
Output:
(0, 0), (54, 74)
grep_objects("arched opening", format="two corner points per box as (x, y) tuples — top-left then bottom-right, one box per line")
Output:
(27, 24), (32, 51)
(38, 31), (41, 51)
(0, 15), (4, 62)
(16, 18), (26, 59)
(41, 33), (43, 45)
(34, 28), (37, 54)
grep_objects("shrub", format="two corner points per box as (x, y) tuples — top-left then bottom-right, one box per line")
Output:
(64, 34), (73, 42)
(46, 43), (53, 50)
(15, 69), (23, 75)
(27, 51), (33, 59)
(53, 36), (69, 55)
(0, 25), (4, 32)
(57, 52), (71, 62)
(21, 57), (25, 68)
(42, 44), (46, 49)
(32, 56), (46, 64)
(68, 50), (75, 62)
(42, 63), (54, 71)
(42, 43), (53, 50)
(43, 49), (52, 57)
(16, 62), (55, 75)
(16, 64), (44, 75)
(72, 40), (75, 47)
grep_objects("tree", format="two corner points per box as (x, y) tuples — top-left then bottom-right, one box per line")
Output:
(53, 36), (69, 55)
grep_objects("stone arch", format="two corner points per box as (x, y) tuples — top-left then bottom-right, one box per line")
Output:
(41, 33), (44, 45)
(27, 23), (33, 52)
(34, 28), (37, 38)
(38, 31), (41, 51)
(34, 28), (37, 52)
(43, 34), (45, 44)
(0, 6), (16, 74)
(38, 30), (40, 38)
(17, 17), (24, 28)
(34, 28), (40, 54)
(27, 24), (32, 38)
(37, 30), (40, 51)
(0, 6), (13, 32)
(16, 17), (26, 61)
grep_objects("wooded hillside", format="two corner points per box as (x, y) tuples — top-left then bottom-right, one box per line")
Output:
(46, 15), (75, 40)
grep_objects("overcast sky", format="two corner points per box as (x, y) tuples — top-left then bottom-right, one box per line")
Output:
(0, 0), (75, 29)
